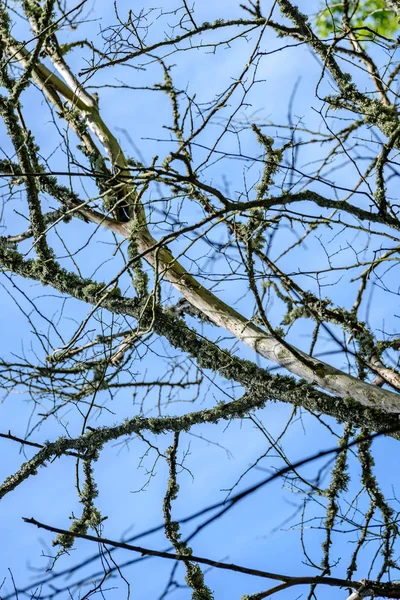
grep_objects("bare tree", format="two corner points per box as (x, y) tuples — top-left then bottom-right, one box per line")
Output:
(1, 0), (400, 598)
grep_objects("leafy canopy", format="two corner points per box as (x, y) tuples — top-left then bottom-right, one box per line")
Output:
(315, 0), (399, 40)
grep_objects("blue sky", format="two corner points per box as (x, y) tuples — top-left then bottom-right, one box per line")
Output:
(1, 1), (399, 599)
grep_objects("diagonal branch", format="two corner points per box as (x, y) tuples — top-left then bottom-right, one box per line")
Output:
(5, 36), (400, 412)
(22, 517), (400, 599)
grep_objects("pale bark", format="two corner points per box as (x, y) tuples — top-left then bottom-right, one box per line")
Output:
(10, 44), (400, 413)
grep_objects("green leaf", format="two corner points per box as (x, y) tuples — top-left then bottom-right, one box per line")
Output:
(315, 0), (399, 41)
